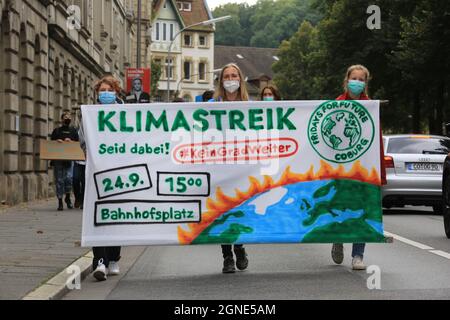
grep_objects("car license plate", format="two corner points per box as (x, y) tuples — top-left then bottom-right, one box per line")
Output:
(406, 162), (443, 172)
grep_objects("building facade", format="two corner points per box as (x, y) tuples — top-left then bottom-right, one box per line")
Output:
(0, 0), (135, 205)
(150, 0), (214, 102)
(214, 45), (279, 101)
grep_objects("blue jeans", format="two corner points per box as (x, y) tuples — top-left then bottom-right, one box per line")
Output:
(352, 243), (366, 258)
(54, 162), (73, 199)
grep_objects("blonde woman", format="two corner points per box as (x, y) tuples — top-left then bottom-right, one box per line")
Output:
(211, 63), (250, 273)
(332, 64), (386, 270)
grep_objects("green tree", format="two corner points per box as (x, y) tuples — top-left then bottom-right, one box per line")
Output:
(212, 3), (252, 46)
(273, 21), (324, 99)
(150, 60), (162, 98)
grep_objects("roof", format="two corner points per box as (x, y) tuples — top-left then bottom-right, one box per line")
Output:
(214, 45), (279, 81)
(176, 0), (214, 32)
(152, 0), (185, 28)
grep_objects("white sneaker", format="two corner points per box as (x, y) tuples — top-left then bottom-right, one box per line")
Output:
(352, 256), (366, 270)
(93, 262), (107, 281)
(331, 243), (344, 264)
(108, 261), (120, 275)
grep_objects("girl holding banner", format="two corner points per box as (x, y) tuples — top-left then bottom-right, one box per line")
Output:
(332, 64), (386, 270)
(80, 75), (124, 281)
(212, 63), (250, 274)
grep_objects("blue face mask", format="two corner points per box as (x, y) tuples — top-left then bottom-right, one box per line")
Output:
(263, 96), (274, 101)
(99, 91), (116, 104)
(347, 80), (366, 96)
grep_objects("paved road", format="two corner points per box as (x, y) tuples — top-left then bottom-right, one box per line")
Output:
(64, 206), (450, 300)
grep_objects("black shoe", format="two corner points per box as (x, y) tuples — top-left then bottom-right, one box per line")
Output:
(65, 194), (73, 209)
(57, 199), (63, 211)
(234, 247), (248, 271)
(222, 256), (236, 274)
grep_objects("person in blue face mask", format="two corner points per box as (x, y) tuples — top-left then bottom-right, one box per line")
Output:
(332, 65), (386, 271)
(260, 85), (281, 101)
(78, 75), (124, 282)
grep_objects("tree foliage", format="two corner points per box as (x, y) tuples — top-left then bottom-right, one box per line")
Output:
(212, 0), (322, 48)
(273, 0), (450, 134)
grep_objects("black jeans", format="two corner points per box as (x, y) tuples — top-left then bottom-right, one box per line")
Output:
(221, 244), (244, 259)
(92, 246), (121, 268)
(72, 162), (85, 204)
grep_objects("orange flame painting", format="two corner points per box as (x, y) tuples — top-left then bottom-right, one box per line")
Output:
(178, 160), (380, 244)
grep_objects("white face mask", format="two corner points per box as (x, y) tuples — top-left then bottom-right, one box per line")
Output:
(223, 80), (240, 94)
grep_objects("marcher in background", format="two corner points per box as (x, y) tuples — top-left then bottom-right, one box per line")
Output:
(260, 85), (281, 101)
(211, 63), (250, 274)
(79, 75), (124, 281)
(331, 64), (386, 270)
(72, 151), (85, 209)
(50, 112), (79, 211)
(202, 90), (215, 102)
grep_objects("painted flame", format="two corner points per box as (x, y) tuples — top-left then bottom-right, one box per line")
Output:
(177, 160), (380, 244)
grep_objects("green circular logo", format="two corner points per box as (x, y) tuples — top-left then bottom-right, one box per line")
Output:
(308, 100), (375, 163)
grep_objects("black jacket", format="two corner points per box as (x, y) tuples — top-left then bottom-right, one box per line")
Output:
(125, 92), (151, 104)
(51, 125), (79, 142)
(50, 125), (79, 167)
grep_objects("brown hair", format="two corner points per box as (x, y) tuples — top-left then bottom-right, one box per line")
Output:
(94, 75), (122, 94)
(260, 85), (281, 101)
(214, 63), (249, 102)
(343, 64), (371, 96)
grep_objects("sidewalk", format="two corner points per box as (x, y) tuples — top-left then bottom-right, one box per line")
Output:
(0, 198), (91, 300)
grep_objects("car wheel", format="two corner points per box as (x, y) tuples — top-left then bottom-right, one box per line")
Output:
(433, 204), (444, 215)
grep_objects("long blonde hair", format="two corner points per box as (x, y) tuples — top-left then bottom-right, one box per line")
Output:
(343, 64), (371, 96)
(214, 63), (249, 101)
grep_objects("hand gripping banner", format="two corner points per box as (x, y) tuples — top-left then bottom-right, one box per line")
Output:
(81, 100), (384, 246)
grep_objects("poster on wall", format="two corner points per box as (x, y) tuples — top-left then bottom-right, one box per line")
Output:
(125, 68), (151, 103)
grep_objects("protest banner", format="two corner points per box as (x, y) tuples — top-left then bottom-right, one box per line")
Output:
(81, 100), (384, 247)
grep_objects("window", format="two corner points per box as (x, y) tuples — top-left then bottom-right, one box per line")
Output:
(387, 137), (450, 154)
(170, 24), (174, 41)
(163, 23), (167, 41)
(155, 23), (160, 41)
(184, 34), (192, 46)
(183, 2), (191, 11)
(199, 35), (207, 47)
(198, 62), (206, 80)
(178, 2), (192, 11)
(184, 61), (191, 80)
(165, 58), (174, 79)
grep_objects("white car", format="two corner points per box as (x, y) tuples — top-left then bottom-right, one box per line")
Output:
(382, 134), (450, 214)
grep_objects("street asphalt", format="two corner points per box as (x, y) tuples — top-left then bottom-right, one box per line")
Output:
(63, 206), (450, 300)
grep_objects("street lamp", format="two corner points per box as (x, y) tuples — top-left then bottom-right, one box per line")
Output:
(166, 15), (231, 102)
(175, 68), (222, 98)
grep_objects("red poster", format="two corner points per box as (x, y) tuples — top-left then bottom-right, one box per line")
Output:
(125, 68), (151, 103)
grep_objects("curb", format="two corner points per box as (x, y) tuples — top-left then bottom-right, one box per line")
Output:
(22, 251), (93, 300)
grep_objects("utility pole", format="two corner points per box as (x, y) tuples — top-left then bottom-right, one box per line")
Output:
(136, 0), (142, 68)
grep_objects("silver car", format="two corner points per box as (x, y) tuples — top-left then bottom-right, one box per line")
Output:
(382, 134), (450, 214)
